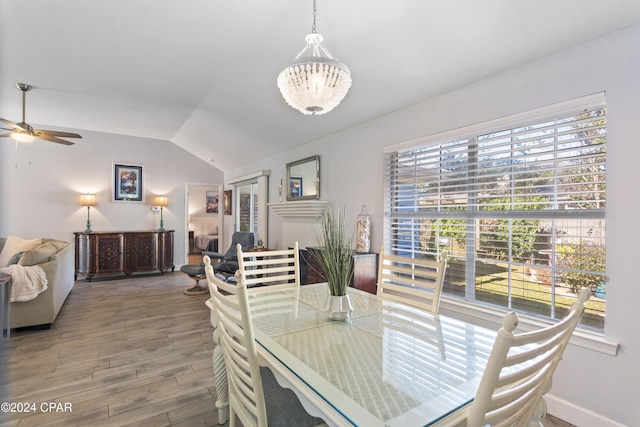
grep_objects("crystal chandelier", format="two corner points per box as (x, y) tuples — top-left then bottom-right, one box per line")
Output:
(277, 0), (352, 115)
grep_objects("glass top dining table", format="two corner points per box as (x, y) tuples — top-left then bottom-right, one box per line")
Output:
(244, 284), (497, 427)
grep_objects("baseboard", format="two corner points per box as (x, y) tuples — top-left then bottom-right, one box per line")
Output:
(546, 394), (628, 427)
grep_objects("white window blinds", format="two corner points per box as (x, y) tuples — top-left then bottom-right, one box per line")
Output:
(384, 94), (606, 330)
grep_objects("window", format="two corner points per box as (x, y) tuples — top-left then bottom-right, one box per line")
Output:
(228, 170), (270, 246)
(384, 95), (606, 332)
(236, 181), (259, 234)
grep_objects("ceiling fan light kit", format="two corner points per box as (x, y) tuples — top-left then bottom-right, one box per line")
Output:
(0, 82), (82, 146)
(277, 0), (352, 116)
(11, 129), (35, 143)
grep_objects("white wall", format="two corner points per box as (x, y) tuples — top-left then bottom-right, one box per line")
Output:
(226, 25), (640, 427)
(0, 130), (223, 266)
(188, 185), (219, 217)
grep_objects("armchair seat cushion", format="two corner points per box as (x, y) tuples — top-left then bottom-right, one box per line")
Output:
(215, 273), (237, 284)
(215, 261), (238, 275)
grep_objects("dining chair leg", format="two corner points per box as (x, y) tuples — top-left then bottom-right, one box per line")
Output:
(528, 380), (550, 427)
(212, 328), (229, 424)
(528, 399), (546, 427)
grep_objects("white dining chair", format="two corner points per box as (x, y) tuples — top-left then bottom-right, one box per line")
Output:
(237, 241), (301, 291)
(204, 261), (325, 427)
(466, 287), (591, 427)
(376, 245), (447, 313)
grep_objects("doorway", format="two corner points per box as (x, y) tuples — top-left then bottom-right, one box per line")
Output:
(184, 182), (223, 264)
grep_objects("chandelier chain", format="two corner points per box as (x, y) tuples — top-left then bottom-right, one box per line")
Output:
(312, 0), (317, 34)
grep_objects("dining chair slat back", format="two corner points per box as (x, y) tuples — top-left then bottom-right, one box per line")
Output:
(203, 255), (325, 427)
(237, 242), (301, 292)
(376, 245), (447, 313)
(466, 287), (591, 427)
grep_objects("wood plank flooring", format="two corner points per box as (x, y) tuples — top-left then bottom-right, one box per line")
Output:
(1, 272), (218, 427)
(1, 272), (575, 427)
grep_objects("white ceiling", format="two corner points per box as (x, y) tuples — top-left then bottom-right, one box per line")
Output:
(1, 0), (639, 172)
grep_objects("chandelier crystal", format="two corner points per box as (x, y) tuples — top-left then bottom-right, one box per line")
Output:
(277, 1), (352, 115)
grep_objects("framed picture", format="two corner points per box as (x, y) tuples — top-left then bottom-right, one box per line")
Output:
(289, 177), (302, 198)
(224, 190), (232, 215)
(113, 163), (144, 202)
(206, 191), (219, 213)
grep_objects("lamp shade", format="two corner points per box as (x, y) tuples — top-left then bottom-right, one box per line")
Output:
(80, 193), (96, 206)
(155, 195), (169, 207)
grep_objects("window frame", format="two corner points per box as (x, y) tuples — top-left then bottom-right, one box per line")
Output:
(383, 93), (617, 355)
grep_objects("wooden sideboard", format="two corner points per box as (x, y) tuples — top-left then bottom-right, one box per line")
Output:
(305, 247), (378, 294)
(74, 231), (174, 281)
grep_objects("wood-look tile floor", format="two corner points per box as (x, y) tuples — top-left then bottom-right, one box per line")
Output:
(1, 272), (218, 427)
(0, 272), (575, 427)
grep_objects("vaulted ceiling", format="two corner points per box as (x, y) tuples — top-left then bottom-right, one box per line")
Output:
(1, 0), (639, 172)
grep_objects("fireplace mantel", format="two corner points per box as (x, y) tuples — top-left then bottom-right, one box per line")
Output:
(268, 200), (328, 222)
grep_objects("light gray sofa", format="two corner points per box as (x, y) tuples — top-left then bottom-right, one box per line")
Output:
(0, 237), (75, 329)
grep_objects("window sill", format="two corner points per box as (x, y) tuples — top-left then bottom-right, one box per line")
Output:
(439, 296), (619, 356)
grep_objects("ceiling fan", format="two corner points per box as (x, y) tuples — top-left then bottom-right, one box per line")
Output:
(0, 83), (82, 145)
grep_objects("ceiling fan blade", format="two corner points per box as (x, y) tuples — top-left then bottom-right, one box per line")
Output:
(0, 117), (26, 131)
(36, 129), (83, 139)
(37, 134), (75, 146)
(1, 132), (13, 138)
(5, 84), (81, 146)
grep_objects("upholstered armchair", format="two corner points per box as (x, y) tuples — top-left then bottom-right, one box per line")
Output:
(180, 232), (254, 295)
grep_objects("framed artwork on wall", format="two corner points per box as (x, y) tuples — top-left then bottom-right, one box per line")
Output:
(289, 177), (302, 198)
(206, 191), (219, 213)
(113, 163), (144, 202)
(224, 190), (232, 215)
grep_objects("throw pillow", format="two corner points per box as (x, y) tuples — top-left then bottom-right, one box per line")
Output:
(8, 251), (25, 265)
(41, 238), (69, 251)
(18, 242), (59, 266)
(0, 236), (42, 267)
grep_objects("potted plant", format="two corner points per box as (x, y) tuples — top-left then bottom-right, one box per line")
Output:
(315, 205), (354, 319)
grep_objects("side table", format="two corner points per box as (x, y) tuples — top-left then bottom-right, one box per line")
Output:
(0, 273), (12, 340)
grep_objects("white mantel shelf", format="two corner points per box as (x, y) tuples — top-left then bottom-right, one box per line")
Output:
(268, 200), (328, 221)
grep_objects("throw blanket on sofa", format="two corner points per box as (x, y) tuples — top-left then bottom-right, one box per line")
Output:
(0, 264), (48, 302)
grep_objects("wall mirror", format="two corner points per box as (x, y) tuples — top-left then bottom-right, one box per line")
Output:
(286, 155), (320, 201)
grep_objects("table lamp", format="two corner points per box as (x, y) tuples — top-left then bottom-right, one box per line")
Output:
(80, 193), (96, 233)
(155, 195), (168, 232)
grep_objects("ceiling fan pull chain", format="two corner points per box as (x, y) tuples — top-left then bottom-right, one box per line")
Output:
(14, 140), (18, 168)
